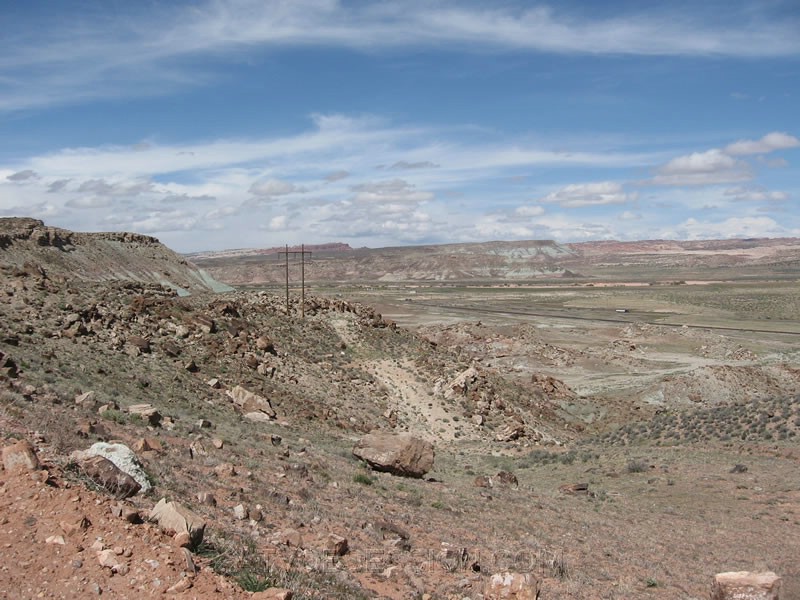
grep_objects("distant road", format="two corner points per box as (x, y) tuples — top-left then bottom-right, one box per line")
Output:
(407, 300), (800, 336)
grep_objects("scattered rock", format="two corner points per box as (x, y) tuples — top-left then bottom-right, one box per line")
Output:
(730, 464), (748, 474)
(128, 404), (162, 427)
(487, 571), (540, 599)
(166, 575), (194, 593)
(326, 533), (349, 556)
(559, 482), (590, 496)
(126, 335), (151, 354)
(495, 416), (525, 442)
(111, 503), (142, 523)
(495, 471), (518, 487)
(197, 492), (217, 506)
(2, 439), (41, 473)
(353, 432), (435, 478)
(233, 504), (248, 520)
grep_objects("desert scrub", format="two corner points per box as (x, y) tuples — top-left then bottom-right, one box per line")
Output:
(352, 472), (375, 486)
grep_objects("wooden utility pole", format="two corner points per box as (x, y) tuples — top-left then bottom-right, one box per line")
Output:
(277, 244), (313, 317)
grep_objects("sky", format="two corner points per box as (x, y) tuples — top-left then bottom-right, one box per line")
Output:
(0, 1), (799, 253)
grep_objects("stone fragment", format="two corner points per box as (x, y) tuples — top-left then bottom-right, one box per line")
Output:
(111, 503), (142, 523)
(211, 438), (224, 449)
(195, 315), (216, 334)
(133, 437), (162, 453)
(233, 504), (248, 520)
(45, 535), (65, 545)
(487, 571), (540, 599)
(149, 498), (206, 548)
(166, 576), (193, 593)
(126, 335), (151, 354)
(326, 533), (349, 556)
(2, 439), (40, 473)
(128, 404), (162, 427)
(197, 492), (217, 506)
(353, 432), (434, 478)
(711, 571), (781, 600)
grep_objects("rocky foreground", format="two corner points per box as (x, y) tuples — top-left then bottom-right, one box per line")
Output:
(1, 219), (798, 598)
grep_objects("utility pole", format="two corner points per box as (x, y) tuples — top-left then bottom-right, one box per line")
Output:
(277, 244), (313, 317)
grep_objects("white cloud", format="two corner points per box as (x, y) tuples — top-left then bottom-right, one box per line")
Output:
(667, 216), (795, 240)
(652, 149), (752, 186)
(515, 205), (545, 217)
(3, 2), (798, 112)
(724, 132), (800, 156)
(65, 196), (113, 209)
(539, 181), (635, 208)
(724, 186), (789, 203)
(351, 179), (433, 206)
(250, 178), (298, 197)
(267, 215), (288, 231)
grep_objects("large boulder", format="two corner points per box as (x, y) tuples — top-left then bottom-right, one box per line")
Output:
(149, 498), (206, 548)
(227, 385), (276, 418)
(79, 455), (141, 499)
(353, 432), (434, 478)
(712, 571), (781, 600)
(71, 442), (151, 493)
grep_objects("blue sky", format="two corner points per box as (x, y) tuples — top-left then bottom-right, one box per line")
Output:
(1, 1), (798, 252)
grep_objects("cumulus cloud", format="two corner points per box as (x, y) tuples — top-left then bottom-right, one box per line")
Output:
(652, 149), (752, 186)
(724, 132), (800, 156)
(6, 170), (38, 181)
(539, 181), (635, 208)
(249, 178), (299, 197)
(724, 186), (789, 203)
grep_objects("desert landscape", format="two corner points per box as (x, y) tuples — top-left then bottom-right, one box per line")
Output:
(1, 217), (798, 599)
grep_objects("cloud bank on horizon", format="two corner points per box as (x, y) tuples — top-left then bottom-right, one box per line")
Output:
(0, 0), (798, 252)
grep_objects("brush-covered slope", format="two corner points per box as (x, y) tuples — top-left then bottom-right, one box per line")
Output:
(0, 217), (232, 295)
